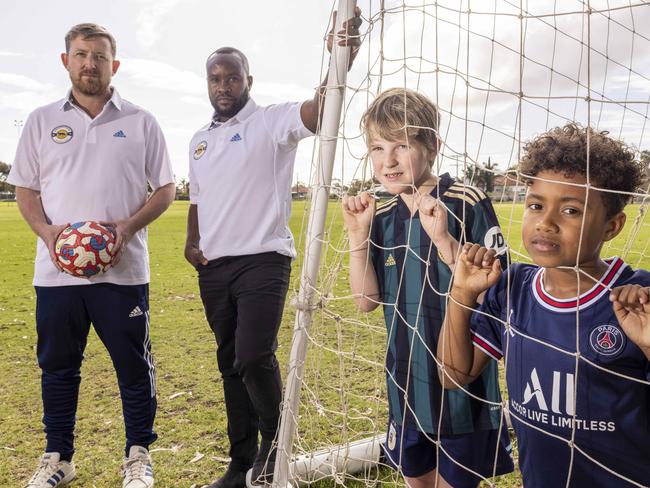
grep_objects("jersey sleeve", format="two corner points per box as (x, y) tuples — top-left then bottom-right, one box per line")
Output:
(467, 191), (508, 264)
(262, 102), (313, 148)
(144, 115), (174, 190)
(470, 269), (509, 360)
(7, 112), (41, 191)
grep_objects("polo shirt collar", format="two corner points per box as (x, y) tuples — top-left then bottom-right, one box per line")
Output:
(209, 98), (258, 129)
(59, 86), (122, 111)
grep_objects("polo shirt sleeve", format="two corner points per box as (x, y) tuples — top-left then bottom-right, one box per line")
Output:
(7, 112), (41, 191)
(188, 155), (199, 205)
(263, 102), (313, 148)
(470, 269), (508, 361)
(144, 115), (174, 190)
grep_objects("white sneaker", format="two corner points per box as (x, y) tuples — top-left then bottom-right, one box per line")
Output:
(25, 452), (76, 487)
(123, 446), (154, 488)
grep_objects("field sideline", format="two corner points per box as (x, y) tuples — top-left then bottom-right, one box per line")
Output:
(1, 200), (648, 487)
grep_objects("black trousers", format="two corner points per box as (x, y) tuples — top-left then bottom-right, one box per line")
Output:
(198, 252), (291, 471)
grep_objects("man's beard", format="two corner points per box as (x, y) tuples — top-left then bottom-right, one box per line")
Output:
(211, 86), (250, 120)
(72, 73), (109, 97)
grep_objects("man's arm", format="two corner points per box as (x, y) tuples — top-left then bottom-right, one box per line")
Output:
(437, 244), (499, 388)
(301, 6), (362, 133)
(103, 182), (175, 265)
(15, 186), (68, 270)
(184, 203), (208, 267)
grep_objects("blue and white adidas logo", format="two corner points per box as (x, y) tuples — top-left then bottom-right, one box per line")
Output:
(113, 130), (127, 138)
(230, 133), (242, 142)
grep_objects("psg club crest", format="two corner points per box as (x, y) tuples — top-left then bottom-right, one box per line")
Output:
(193, 140), (207, 160)
(589, 324), (626, 357)
(51, 125), (73, 144)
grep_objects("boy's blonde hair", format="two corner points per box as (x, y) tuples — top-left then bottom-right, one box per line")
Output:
(361, 88), (441, 165)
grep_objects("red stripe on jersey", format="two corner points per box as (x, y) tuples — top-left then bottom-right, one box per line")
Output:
(535, 257), (622, 309)
(472, 333), (503, 360)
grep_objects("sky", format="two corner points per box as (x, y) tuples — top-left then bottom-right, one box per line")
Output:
(1, 0), (649, 185)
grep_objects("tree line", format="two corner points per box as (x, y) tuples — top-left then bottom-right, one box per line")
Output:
(3, 151), (649, 202)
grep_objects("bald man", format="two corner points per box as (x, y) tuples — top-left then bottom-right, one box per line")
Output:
(184, 10), (362, 488)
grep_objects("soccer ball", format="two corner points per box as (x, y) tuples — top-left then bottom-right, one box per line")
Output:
(55, 221), (116, 277)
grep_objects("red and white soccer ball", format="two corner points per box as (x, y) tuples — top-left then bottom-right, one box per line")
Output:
(55, 221), (116, 278)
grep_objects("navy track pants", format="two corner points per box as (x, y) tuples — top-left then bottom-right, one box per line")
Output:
(35, 283), (157, 460)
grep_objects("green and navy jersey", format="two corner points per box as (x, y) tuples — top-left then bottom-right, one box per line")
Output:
(369, 173), (507, 435)
(471, 259), (650, 487)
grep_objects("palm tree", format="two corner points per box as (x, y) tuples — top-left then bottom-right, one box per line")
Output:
(464, 158), (498, 193)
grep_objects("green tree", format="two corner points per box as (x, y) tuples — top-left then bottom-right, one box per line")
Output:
(175, 178), (190, 200)
(0, 161), (10, 180)
(330, 179), (349, 199)
(0, 161), (14, 196)
(483, 157), (498, 193)
(464, 159), (498, 193)
(347, 178), (374, 195)
(641, 150), (650, 183)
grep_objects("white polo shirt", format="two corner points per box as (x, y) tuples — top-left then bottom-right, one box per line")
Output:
(189, 99), (312, 260)
(8, 88), (174, 286)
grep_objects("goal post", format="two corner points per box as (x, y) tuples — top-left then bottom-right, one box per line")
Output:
(273, 1), (362, 486)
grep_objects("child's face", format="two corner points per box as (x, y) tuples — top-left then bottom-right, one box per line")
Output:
(522, 170), (623, 269)
(367, 127), (432, 195)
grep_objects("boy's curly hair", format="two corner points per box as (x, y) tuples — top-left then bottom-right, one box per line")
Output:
(519, 123), (646, 217)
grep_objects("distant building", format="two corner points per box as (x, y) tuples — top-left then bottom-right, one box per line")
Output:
(292, 184), (309, 200)
(0, 191), (15, 201)
(492, 172), (526, 202)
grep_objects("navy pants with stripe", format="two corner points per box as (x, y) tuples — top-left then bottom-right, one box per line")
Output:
(198, 252), (291, 472)
(35, 284), (157, 460)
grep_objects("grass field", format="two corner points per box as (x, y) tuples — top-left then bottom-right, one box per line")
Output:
(1, 200), (648, 487)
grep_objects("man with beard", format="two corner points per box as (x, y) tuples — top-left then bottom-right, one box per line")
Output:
(8, 23), (175, 488)
(184, 8), (362, 488)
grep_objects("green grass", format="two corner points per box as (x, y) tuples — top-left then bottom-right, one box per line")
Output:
(1, 200), (649, 487)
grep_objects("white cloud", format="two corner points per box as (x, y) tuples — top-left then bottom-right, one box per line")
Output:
(117, 57), (314, 106)
(0, 73), (56, 92)
(0, 91), (57, 111)
(180, 95), (207, 106)
(0, 72), (59, 112)
(0, 0), (648, 182)
(118, 57), (205, 94)
(134, 0), (185, 50)
(252, 82), (314, 104)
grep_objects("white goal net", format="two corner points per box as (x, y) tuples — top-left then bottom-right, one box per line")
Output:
(274, 1), (650, 487)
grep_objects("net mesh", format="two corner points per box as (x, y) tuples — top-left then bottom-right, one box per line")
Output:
(283, 1), (650, 486)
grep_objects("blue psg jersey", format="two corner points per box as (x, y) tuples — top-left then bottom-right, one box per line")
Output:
(370, 173), (508, 435)
(471, 258), (650, 487)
